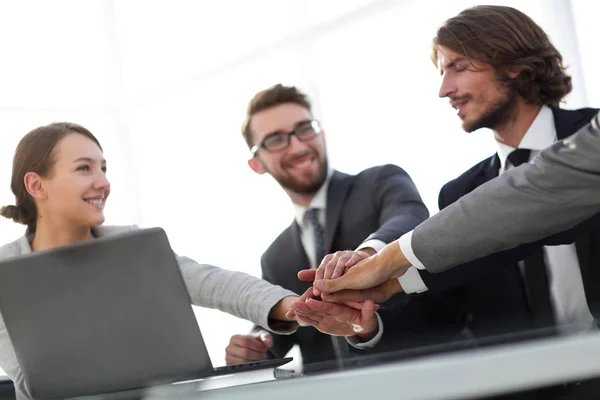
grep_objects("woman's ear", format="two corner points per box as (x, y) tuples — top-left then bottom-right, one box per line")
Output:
(24, 172), (47, 201)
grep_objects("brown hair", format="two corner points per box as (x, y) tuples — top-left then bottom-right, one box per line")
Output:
(241, 84), (312, 148)
(0, 122), (102, 232)
(432, 5), (572, 106)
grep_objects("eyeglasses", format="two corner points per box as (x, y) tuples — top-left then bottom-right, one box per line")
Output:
(250, 120), (322, 157)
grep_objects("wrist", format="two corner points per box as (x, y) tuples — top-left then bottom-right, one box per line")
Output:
(384, 277), (403, 297)
(376, 239), (411, 280)
(269, 296), (298, 321)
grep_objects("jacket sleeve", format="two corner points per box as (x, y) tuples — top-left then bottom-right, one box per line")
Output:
(177, 255), (298, 335)
(362, 164), (429, 244)
(412, 115), (600, 274)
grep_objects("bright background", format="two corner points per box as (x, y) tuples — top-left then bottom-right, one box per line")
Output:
(0, 0), (598, 374)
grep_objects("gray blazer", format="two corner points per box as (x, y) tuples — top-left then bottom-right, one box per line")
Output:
(0, 225), (296, 399)
(412, 111), (600, 273)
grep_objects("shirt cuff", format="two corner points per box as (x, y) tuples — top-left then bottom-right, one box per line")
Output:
(399, 231), (425, 270)
(356, 239), (386, 253)
(346, 313), (383, 349)
(398, 266), (429, 294)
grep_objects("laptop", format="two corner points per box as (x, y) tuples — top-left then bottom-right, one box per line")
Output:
(0, 227), (292, 399)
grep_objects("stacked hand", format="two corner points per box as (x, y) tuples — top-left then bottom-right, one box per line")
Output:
(225, 288), (379, 364)
(226, 242), (411, 365)
(286, 287), (378, 339)
(298, 247), (407, 304)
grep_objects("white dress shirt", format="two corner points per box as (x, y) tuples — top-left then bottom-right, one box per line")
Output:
(399, 106), (595, 332)
(293, 169), (384, 348)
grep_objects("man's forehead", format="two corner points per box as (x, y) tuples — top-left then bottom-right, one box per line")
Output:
(437, 46), (465, 68)
(251, 104), (311, 136)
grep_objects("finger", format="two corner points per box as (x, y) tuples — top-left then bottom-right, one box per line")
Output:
(316, 258), (384, 293)
(322, 289), (371, 303)
(298, 269), (316, 282)
(329, 254), (351, 280)
(342, 300), (380, 311)
(314, 253), (335, 296)
(230, 335), (268, 353)
(361, 299), (376, 320)
(225, 343), (268, 361)
(345, 252), (368, 268)
(306, 298), (354, 320)
(291, 299), (311, 314)
(314, 267), (362, 294)
(298, 287), (315, 303)
(317, 253), (334, 272)
(322, 253), (341, 280)
(292, 301), (326, 321)
(296, 314), (320, 327)
(285, 308), (296, 319)
(295, 309), (324, 322)
(315, 254), (334, 281)
(342, 300), (363, 310)
(256, 330), (273, 348)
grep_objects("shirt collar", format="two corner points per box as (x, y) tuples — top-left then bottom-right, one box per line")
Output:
(496, 105), (557, 170)
(293, 168), (334, 226)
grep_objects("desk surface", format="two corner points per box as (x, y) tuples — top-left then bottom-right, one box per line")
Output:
(76, 330), (600, 400)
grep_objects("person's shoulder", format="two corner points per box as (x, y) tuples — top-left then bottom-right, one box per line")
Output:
(0, 236), (27, 260)
(356, 163), (406, 176)
(350, 164), (412, 183)
(553, 107), (600, 128)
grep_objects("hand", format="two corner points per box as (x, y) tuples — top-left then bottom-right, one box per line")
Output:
(284, 286), (377, 321)
(322, 278), (404, 304)
(225, 330), (273, 365)
(290, 288), (379, 340)
(313, 239), (411, 294)
(299, 269), (402, 305)
(311, 249), (375, 296)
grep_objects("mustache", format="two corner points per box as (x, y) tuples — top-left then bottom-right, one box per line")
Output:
(449, 94), (471, 105)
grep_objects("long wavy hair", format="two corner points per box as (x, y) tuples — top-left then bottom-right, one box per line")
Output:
(432, 5), (572, 106)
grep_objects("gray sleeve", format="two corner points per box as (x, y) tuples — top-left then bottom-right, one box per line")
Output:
(176, 256), (298, 334)
(412, 113), (600, 273)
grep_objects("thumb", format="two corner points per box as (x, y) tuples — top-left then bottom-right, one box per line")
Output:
(361, 299), (376, 320)
(256, 330), (273, 348)
(297, 269), (316, 282)
(314, 275), (350, 293)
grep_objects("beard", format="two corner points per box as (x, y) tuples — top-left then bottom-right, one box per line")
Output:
(463, 81), (518, 133)
(270, 154), (329, 195)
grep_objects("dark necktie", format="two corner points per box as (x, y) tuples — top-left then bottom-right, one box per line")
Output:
(506, 148), (531, 169)
(304, 208), (349, 360)
(507, 149), (554, 326)
(304, 208), (325, 265)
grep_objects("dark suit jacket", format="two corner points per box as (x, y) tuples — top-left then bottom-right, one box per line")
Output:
(417, 107), (600, 335)
(257, 164), (441, 365)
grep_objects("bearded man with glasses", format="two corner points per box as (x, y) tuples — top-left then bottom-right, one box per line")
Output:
(225, 84), (459, 367)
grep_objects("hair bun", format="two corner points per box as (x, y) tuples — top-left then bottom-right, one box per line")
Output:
(0, 205), (28, 224)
